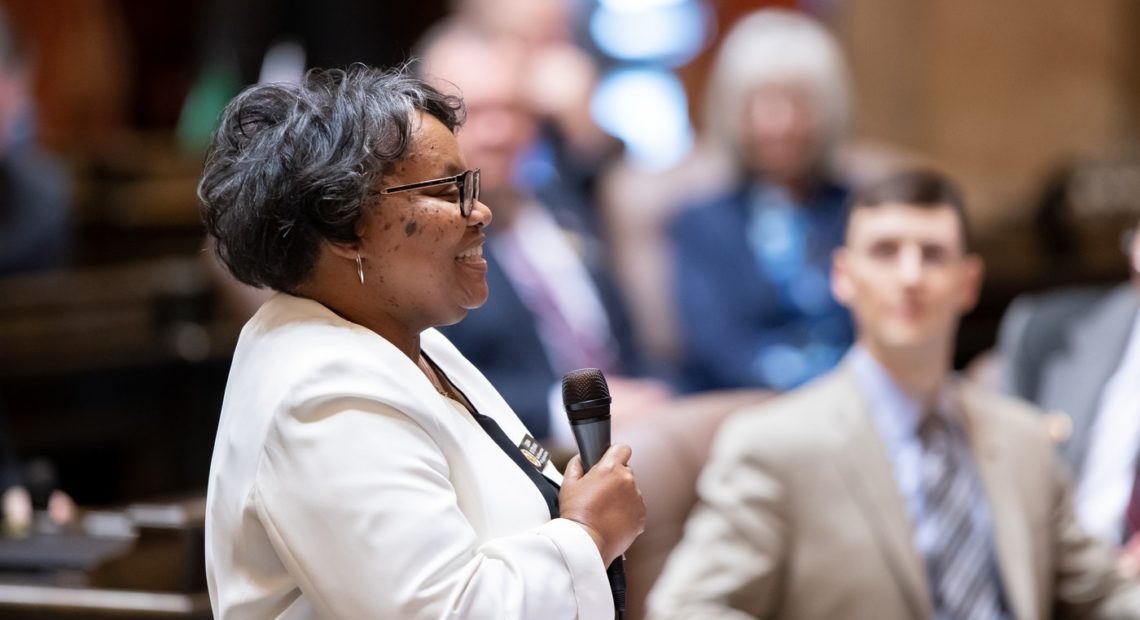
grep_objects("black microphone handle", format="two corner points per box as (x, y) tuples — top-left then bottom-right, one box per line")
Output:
(608, 557), (626, 619)
(562, 368), (625, 619)
(568, 416), (625, 619)
(570, 417), (610, 472)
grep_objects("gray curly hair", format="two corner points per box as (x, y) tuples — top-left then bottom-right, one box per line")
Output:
(199, 65), (465, 292)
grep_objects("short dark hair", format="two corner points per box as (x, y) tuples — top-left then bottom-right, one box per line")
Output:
(199, 65), (465, 292)
(845, 169), (973, 251)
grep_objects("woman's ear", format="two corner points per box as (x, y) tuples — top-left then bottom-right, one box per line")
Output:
(326, 216), (369, 262)
(325, 239), (360, 262)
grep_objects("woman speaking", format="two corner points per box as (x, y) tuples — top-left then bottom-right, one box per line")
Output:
(200, 66), (645, 619)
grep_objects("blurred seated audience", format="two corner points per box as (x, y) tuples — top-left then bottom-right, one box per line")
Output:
(0, 402), (76, 533)
(1031, 156), (1140, 285)
(999, 216), (1140, 555)
(0, 6), (75, 532)
(419, 22), (671, 446)
(449, 0), (620, 241)
(649, 170), (1140, 619)
(0, 6), (70, 276)
(599, 139), (736, 367)
(669, 9), (854, 393)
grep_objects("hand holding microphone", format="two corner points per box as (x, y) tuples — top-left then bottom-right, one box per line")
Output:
(561, 445), (643, 565)
(559, 368), (645, 619)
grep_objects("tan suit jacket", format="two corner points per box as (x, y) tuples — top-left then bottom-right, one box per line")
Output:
(647, 365), (1140, 620)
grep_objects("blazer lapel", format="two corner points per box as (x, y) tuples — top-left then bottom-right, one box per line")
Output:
(959, 383), (1035, 620)
(828, 369), (934, 620)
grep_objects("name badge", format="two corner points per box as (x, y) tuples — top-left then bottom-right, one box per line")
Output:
(518, 434), (550, 471)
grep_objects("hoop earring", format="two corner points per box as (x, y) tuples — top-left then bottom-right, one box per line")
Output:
(355, 254), (364, 285)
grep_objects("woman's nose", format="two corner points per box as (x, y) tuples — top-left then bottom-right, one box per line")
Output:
(469, 199), (493, 228)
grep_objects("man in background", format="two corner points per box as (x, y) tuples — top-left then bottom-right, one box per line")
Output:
(649, 170), (1140, 619)
(999, 216), (1140, 558)
(419, 22), (670, 445)
(0, 6), (69, 275)
(0, 6), (75, 529)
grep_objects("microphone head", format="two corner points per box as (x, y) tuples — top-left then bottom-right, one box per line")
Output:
(561, 368), (612, 419)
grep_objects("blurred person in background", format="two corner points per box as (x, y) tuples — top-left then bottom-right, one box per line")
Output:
(999, 216), (1140, 565)
(669, 8), (854, 393)
(449, 0), (620, 240)
(0, 5), (75, 533)
(200, 66), (644, 618)
(420, 21), (671, 447)
(0, 6), (69, 275)
(649, 170), (1140, 619)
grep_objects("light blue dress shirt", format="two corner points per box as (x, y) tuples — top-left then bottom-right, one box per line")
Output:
(847, 346), (1010, 617)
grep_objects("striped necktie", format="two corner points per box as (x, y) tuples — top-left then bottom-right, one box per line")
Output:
(918, 410), (1006, 620)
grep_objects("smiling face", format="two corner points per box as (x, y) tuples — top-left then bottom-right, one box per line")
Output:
(832, 203), (983, 359)
(355, 111), (492, 332)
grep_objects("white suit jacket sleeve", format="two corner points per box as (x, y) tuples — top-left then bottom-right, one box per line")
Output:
(253, 393), (611, 619)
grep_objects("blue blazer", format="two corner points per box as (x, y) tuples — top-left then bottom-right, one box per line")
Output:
(670, 180), (854, 392)
(441, 245), (642, 440)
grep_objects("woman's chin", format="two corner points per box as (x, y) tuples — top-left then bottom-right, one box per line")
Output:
(462, 284), (490, 309)
(445, 289), (489, 321)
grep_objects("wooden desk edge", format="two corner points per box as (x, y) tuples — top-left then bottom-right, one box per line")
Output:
(0, 584), (209, 614)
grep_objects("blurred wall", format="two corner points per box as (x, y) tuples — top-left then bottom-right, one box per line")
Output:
(834, 0), (1140, 234)
(3, 0), (132, 152)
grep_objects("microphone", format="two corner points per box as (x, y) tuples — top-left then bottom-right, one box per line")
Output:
(562, 368), (626, 620)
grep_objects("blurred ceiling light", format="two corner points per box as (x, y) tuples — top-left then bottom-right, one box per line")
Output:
(591, 68), (693, 172)
(598, 0), (685, 13)
(589, 0), (713, 66)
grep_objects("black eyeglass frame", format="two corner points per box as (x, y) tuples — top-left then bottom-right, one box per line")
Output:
(379, 169), (481, 218)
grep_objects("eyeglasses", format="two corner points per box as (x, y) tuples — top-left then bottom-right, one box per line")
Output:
(379, 169), (481, 218)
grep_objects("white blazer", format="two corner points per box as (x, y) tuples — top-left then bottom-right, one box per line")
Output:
(205, 293), (612, 619)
